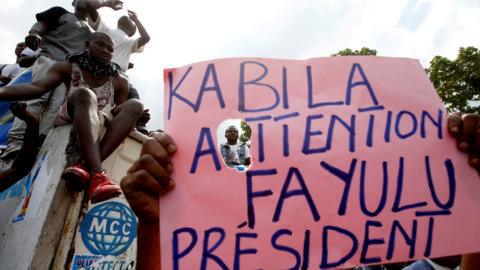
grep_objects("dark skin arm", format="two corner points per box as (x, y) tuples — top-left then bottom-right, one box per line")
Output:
(0, 62), (71, 101)
(112, 75), (129, 105)
(448, 112), (480, 269)
(128, 10), (150, 48)
(121, 132), (177, 270)
(0, 103), (40, 192)
(18, 56), (37, 68)
(0, 75), (12, 85)
(85, 0), (123, 25)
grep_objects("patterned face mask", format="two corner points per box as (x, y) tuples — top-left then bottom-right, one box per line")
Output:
(66, 51), (120, 78)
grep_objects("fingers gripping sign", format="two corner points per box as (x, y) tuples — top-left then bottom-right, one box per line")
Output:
(121, 132), (177, 224)
(448, 112), (480, 171)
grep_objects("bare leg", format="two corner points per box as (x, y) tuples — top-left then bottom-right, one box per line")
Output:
(0, 103), (39, 192)
(99, 99), (143, 160)
(66, 88), (123, 203)
(68, 88), (103, 173)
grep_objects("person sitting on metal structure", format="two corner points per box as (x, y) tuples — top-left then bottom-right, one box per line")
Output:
(0, 32), (143, 203)
(1, 0), (124, 161)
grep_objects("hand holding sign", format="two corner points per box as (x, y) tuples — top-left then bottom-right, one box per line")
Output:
(120, 131), (177, 270)
(121, 131), (177, 224)
(448, 112), (480, 172)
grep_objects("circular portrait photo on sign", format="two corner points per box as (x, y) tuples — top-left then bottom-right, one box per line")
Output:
(217, 119), (252, 172)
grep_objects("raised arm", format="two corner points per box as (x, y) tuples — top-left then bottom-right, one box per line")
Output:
(0, 63), (70, 101)
(84, 0), (123, 24)
(128, 10), (150, 48)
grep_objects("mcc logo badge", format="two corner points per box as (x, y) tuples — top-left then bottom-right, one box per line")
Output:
(80, 202), (137, 256)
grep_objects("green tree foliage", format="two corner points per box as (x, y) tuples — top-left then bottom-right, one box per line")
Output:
(239, 120), (252, 144)
(331, 47), (378, 56)
(332, 46), (480, 113)
(427, 46), (480, 114)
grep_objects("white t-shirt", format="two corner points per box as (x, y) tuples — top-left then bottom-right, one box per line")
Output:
(1, 63), (23, 79)
(89, 16), (144, 72)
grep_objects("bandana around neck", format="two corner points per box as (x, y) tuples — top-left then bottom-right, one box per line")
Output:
(66, 51), (120, 78)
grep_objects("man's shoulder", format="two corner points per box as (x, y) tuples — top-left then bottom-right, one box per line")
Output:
(113, 72), (128, 82)
(36, 6), (71, 22)
(54, 61), (73, 68)
(50, 62), (73, 74)
(112, 74), (128, 89)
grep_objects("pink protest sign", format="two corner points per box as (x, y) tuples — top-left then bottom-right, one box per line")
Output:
(162, 56), (480, 269)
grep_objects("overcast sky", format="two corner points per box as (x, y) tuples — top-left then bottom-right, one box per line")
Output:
(1, 0), (479, 129)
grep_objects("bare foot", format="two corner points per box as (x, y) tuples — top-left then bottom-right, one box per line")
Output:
(9, 103), (38, 125)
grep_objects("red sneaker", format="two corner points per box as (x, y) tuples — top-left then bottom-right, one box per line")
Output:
(88, 171), (122, 204)
(62, 164), (90, 191)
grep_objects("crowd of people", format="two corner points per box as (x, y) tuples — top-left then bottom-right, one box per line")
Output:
(0, 0), (151, 199)
(0, 0), (479, 269)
